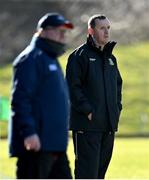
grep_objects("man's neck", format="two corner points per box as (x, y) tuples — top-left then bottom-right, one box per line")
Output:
(92, 36), (104, 50)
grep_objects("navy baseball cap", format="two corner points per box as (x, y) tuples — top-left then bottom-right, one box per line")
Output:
(37, 12), (74, 30)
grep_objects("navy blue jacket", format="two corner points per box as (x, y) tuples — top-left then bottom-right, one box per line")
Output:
(9, 37), (70, 156)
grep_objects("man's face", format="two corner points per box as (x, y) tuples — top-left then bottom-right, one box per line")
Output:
(43, 26), (68, 44)
(92, 18), (111, 46)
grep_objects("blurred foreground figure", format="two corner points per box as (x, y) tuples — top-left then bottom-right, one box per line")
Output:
(66, 14), (122, 179)
(9, 12), (73, 179)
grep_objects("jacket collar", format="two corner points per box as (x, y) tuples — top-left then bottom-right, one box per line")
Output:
(30, 36), (66, 58)
(87, 35), (102, 52)
(86, 35), (117, 58)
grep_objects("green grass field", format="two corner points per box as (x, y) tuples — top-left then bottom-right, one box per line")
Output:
(1, 138), (149, 179)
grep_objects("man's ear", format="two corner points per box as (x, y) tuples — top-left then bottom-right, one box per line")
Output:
(88, 27), (94, 35)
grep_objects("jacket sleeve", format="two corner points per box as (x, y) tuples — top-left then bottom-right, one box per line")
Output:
(11, 55), (39, 139)
(116, 60), (123, 111)
(66, 52), (93, 115)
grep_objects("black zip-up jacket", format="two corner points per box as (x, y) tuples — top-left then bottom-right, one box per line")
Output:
(66, 37), (122, 132)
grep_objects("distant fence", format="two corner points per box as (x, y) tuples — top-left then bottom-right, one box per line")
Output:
(0, 97), (10, 121)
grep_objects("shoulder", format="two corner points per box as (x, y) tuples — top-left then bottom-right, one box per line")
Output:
(68, 44), (89, 66)
(70, 43), (88, 58)
(13, 45), (46, 68)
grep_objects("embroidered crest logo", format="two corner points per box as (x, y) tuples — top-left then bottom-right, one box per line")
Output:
(108, 58), (114, 66)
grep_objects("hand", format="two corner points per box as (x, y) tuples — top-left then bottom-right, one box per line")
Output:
(88, 113), (92, 121)
(24, 134), (41, 152)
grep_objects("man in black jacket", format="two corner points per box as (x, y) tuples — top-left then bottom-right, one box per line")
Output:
(66, 14), (122, 179)
(9, 12), (73, 179)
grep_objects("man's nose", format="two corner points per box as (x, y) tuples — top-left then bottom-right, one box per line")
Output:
(105, 28), (109, 34)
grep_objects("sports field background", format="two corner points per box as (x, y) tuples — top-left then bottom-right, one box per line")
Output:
(0, 39), (149, 179)
(0, 1), (149, 179)
(1, 137), (149, 179)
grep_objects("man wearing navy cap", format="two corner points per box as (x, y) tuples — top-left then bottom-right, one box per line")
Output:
(9, 12), (73, 179)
